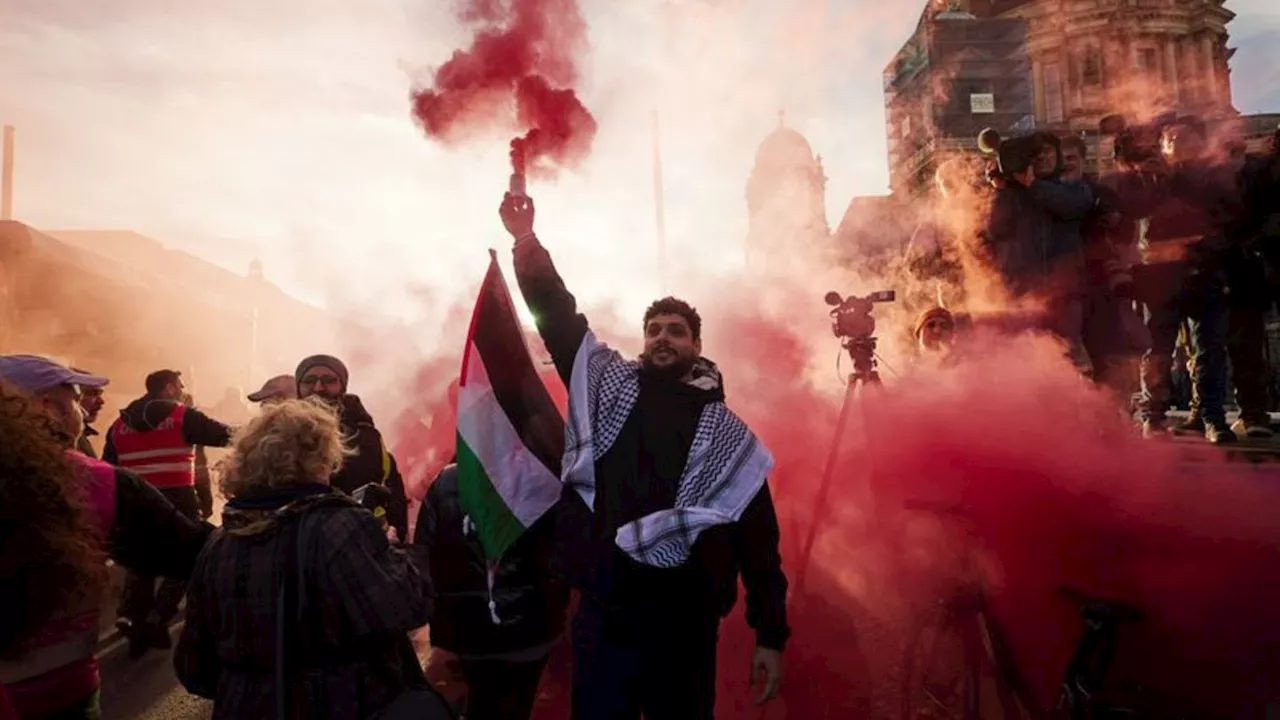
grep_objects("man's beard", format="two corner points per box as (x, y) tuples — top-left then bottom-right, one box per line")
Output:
(641, 352), (695, 381)
(313, 392), (341, 406)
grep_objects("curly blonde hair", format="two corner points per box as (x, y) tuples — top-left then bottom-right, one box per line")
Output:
(217, 398), (351, 498)
(0, 381), (108, 657)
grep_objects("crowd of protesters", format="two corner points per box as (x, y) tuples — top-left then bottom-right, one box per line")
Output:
(0, 351), (419, 719)
(2, 114), (1275, 719)
(902, 117), (1280, 445)
(0, 189), (789, 719)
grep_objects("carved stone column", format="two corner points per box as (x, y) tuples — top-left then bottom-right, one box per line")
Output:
(1033, 58), (1046, 121)
(1165, 37), (1180, 105)
(1201, 34), (1217, 103)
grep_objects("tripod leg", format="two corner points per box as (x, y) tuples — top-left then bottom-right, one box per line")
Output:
(794, 375), (861, 596)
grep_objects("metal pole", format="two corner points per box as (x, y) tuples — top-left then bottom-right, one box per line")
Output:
(2, 126), (15, 221)
(652, 109), (668, 295)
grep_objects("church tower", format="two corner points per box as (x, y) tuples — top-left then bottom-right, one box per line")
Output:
(745, 112), (830, 270)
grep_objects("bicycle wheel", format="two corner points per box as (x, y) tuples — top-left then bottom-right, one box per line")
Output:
(900, 598), (1024, 720)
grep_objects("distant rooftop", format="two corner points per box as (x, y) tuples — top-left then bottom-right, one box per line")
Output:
(45, 229), (322, 316)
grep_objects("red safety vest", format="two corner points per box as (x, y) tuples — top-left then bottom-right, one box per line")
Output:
(109, 404), (196, 489)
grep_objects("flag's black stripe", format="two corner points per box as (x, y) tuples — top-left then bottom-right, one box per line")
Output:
(471, 260), (565, 475)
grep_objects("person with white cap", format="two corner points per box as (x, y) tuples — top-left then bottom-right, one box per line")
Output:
(0, 355), (211, 720)
(246, 374), (297, 406)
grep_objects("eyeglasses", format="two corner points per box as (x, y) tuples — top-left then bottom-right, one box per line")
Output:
(300, 375), (341, 387)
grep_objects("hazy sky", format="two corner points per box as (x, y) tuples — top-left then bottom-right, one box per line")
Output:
(1, 0), (1276, 325)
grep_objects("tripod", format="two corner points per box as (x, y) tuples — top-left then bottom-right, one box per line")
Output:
(793, 333), (882, 596)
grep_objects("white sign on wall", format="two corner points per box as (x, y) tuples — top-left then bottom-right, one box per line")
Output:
(970, 93), (995, 114)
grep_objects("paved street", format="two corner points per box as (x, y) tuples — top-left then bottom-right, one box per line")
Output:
(98, 626), (210, 720)
(97, 626), (436, 720)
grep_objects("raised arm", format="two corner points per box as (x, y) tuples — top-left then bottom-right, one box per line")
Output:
(501, 193), (590, 386)
(181, 407), (233, 448)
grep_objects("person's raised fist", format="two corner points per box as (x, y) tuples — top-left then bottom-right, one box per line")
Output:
(500, 192), (535, 242)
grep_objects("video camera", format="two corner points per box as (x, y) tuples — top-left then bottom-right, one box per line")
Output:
(977, 127), (1061, 182)
(824, 290), (895, 341)
(352, 482), (392, 527)
(1100, 111), (1180, 166)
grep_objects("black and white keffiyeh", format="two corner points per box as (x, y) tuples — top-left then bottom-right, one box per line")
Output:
(562, 331), (774, 568)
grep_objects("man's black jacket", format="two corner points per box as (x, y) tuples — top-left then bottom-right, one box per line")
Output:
(331, 394), (409, 541)
(413, 464), (568, 656)
(512, 235), (790, 651)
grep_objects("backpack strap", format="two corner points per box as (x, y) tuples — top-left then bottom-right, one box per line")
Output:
(275, 512), (314, 720)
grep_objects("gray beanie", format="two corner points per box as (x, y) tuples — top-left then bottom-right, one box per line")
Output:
(295, 354), (349, 393)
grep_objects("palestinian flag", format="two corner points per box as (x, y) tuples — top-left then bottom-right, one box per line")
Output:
(456, 251), (564, 561)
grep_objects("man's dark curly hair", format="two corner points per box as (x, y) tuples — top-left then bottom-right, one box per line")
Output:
(0, 381), (108, 658)
(643, 296), (702, 341)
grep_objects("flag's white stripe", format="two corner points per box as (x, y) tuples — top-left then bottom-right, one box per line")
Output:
(457, 341), (561, 528)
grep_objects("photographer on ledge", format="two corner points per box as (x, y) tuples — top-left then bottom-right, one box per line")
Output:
(1222, 125), (1280, 438)
(1131, 117), (1239, 444)
(978, 131), (1093, 370)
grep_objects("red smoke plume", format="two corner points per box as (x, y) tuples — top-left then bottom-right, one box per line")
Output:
(361, 266), (1280, 717)
(410, 0), (598, 177)
(705, 303), (1280, 718)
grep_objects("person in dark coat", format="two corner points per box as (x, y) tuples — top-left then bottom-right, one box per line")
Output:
(295, 355), (410, 540)
(1134, 118), (1240, 443)
(1222, 133), (1280, 437)
(500, 192), (789, 719)
(981, 132), (1095, 369)
(181, 393), (217, 520)
(1061, 135), (1149, 405)
(414, 463), (569, 720)
(175, 399), (434, 720)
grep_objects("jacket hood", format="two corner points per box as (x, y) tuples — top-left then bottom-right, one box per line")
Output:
(119, 395), (182, 432)
(221, 483), (354, 537)
(339, 394), (376, 430)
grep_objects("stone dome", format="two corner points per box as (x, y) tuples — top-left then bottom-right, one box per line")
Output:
(754, 119), (816, 170)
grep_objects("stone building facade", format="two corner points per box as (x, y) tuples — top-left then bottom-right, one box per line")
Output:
(886, 0), (1243, 188)
(990, 0), (1235, 133)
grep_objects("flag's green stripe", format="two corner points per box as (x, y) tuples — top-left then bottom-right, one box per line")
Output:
(470, 260), (565, 476)
(456, 432), (525, 561)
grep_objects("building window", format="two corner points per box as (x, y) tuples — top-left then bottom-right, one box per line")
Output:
(1082, 48), (1101, 86)
(1043, 63), (1064, 123)
(1136, 48), (1158, 71)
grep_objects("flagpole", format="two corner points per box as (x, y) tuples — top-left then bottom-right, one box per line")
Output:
(652, 108), (668, 295)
